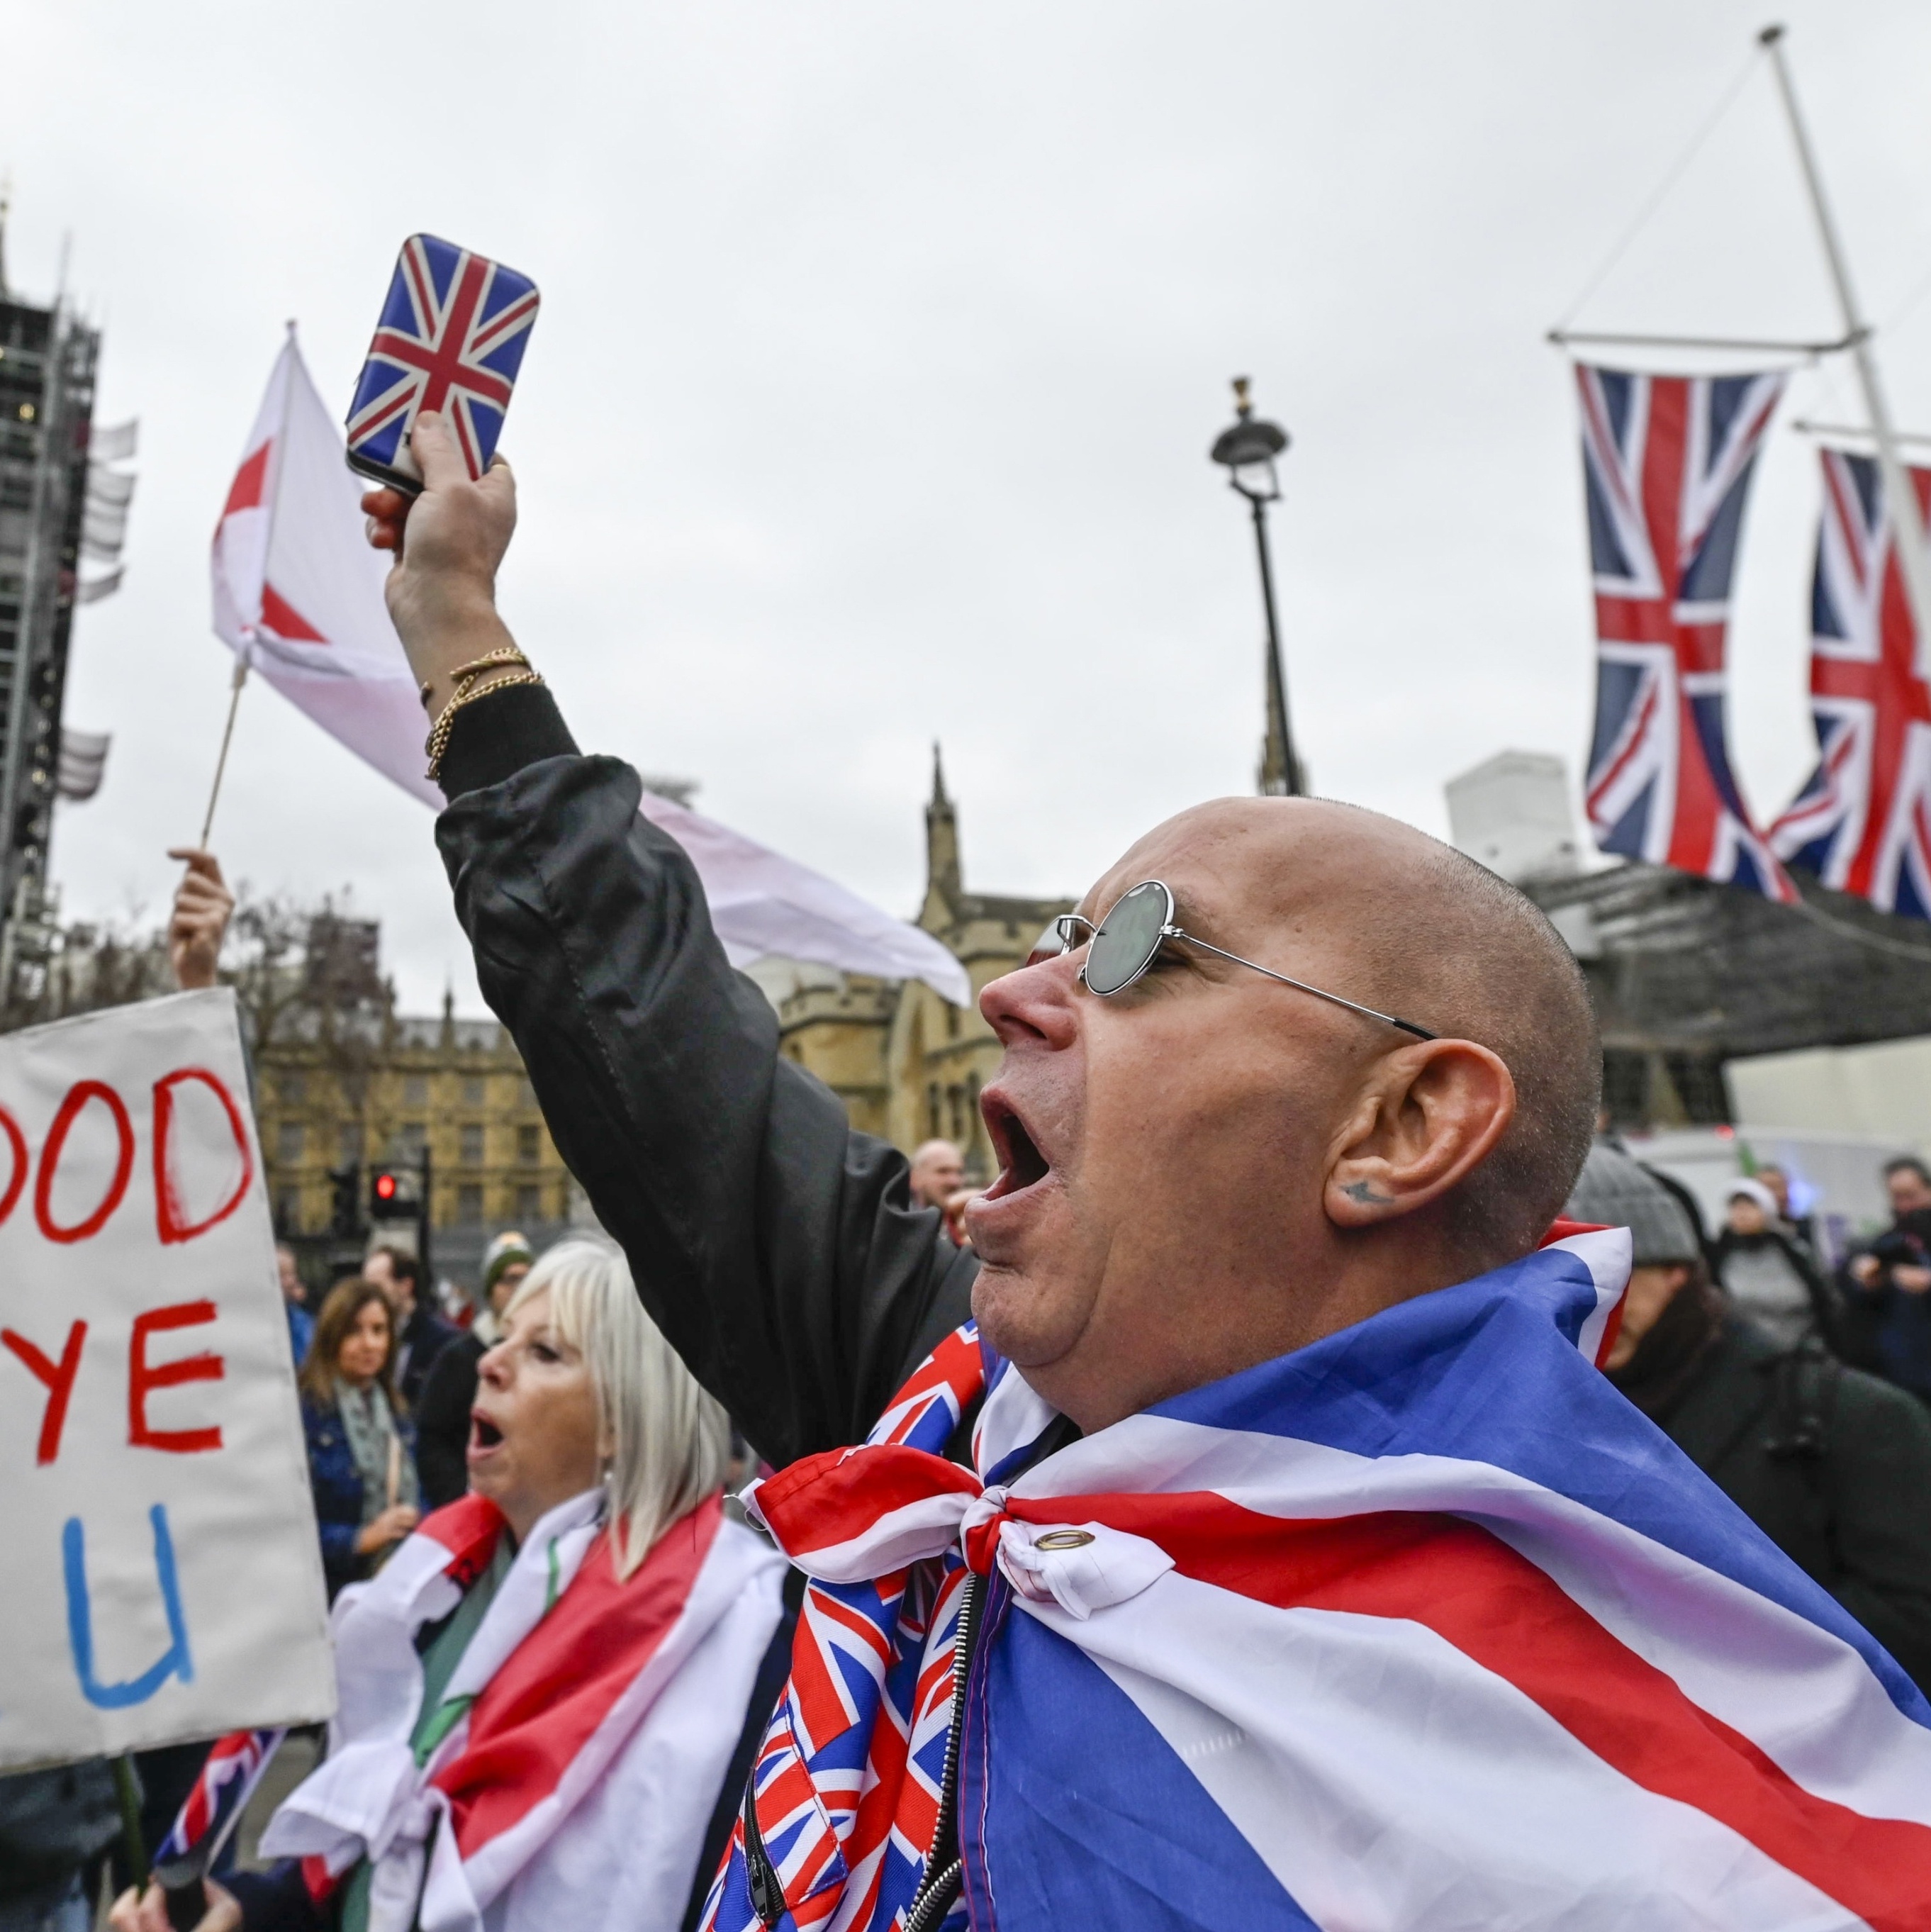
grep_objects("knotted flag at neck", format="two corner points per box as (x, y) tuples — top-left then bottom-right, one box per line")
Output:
(264, 1488), (783, 1932)
(701, 1228), (1931, 1931)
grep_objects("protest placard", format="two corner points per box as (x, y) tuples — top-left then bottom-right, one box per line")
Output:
(0, 989), (332, 1770)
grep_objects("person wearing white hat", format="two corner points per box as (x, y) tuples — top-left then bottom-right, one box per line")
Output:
(1713, 1176), (1835, 1351)
(416, 1232), (537, 1508)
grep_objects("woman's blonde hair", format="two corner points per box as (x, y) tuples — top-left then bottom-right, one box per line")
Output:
(503, 1239), (730, 1579)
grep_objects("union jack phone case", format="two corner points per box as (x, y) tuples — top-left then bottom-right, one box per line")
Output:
(345, 233), (539, 494)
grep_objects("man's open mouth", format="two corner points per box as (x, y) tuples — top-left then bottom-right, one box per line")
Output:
(981, 1092), (1051, 1200)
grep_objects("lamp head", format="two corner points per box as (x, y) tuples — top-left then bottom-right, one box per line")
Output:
(1209, 375), (1289, 502)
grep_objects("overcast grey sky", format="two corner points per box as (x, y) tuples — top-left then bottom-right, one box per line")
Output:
(11, 1), (1931, 1014)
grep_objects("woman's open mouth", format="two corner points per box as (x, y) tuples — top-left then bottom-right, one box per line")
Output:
(468, 1412), (505, 1459)
(980, 1091), (1051, 1201)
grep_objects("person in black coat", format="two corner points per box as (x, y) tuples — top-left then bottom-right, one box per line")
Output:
(415, 1230), (534, 1508)
(0, 1760), (121, 1932)
(364, 1245), (459, 1410)
(1839, 1156), (1931, 1397)
(1570, 1144), (1931, 1693)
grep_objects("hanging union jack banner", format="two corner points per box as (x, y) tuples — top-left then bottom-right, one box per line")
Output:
(1772, 448), (1931, 918)
(345, 233), (539, 486)
(1577, 364), (1797, 903)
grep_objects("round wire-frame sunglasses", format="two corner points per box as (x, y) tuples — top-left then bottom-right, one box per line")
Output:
(1039, 878), (1436, 1042)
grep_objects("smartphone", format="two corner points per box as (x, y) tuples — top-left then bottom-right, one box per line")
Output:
(344, 233), (539, 493)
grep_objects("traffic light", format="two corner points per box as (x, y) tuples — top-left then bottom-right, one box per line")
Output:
(369, 1163), (420, 1218)
(328, 1163), (362, 1238)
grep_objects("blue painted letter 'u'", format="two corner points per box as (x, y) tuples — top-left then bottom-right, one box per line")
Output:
(63, 1506), (194, 1709)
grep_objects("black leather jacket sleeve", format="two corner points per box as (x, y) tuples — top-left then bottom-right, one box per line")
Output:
(435, 696), (976, 1467)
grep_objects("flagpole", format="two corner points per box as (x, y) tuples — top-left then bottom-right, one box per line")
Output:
(194, 319), (293, 852)
(1760, 23), (1931, 648)
(198, 657), (248, 849)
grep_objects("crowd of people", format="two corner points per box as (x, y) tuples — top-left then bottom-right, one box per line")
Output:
(1579, 1143), (1931, 1692)
(7, 410), (1924, 1928)
(119, 1238), (788, 1932)
(96, 1212), (793, 1932)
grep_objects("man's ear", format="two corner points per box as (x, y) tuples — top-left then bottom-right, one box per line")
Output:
(1323, 1039), (1516, 1229)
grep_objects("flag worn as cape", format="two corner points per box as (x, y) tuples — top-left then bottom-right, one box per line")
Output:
(706, 1227), (1931, 1931)
(262, 1487), (784, 1932)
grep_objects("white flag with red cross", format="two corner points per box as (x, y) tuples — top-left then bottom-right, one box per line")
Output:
(209, 336), (970, 1004)
(211, 328), (443, 807)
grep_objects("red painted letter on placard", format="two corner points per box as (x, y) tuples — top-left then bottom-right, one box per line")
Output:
(0, 1107), (28, 1228)
(35, 1080), (135, 1244)
(1, 1322), (86, 1463)
(152, 1067), (254, 1245)
(129, 1301), (223, 1454)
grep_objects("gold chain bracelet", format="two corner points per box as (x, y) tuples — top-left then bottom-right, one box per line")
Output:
(424, 648), (545, 784)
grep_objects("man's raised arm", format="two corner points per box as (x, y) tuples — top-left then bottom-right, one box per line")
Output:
(366, 415), (975, 1464)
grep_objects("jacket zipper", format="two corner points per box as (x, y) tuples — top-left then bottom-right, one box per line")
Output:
(744, 1568), (983, 1929)
(906, 1570), (983, 1931)
(744, 1767), (783, 1926)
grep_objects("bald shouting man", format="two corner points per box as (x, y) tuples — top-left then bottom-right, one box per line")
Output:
(369, 418), (1930, 1929)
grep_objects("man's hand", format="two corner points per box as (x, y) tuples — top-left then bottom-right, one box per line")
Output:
(1894, 1263), (1931, 1295)
(167, 849), (235, 990)
(1849, 1253), (1882, 1288)
(361, 411), (519, 716)
(110, 1880), (240, 1932)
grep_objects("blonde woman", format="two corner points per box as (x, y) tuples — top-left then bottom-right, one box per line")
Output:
(118, 1241), (785, 1932)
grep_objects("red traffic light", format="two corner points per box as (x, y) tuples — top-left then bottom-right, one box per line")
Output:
(374, 1173), (398, 1202)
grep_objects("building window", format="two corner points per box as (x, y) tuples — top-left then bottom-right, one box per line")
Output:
(946, 1003), (960, 1042)
(337, 1120), (364, 1164)
(461, 1076), (486, 1107)
(517, 1124), (540, 1165)
(279, 1072), (307, 1105)
(275, 1187), (301, 1234)
(460, 1123), (485, 1166)
(515, 1184), (542, 1224)
(517, 1078), (537, 1110)
(403, 1074), (429, 1107)
(927, 1083), (941, 1139)
(1664, 1053), (1733, 1127)
(457, 1183), (483, 1226)
(398, 1122), (427, 1156)
(1601, 1053), (1649, 1128)
(276, 1120), (305, 1165)
(948, 1086), (965, 1140)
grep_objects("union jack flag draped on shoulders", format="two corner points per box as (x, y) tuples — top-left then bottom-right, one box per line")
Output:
(345, 233), (538, 483)
(703, 1231), (1931, 1929)
(1577, 363), (1796, 902)
(1771, 447), (1931, 917)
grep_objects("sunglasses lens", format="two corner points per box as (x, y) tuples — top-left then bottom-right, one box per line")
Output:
(1085, 882), (1169, 995)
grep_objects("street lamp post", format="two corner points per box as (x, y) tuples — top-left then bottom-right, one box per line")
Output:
(1209, 376), (1299, 796)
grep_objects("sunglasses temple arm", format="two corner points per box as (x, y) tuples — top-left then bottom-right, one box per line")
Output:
(1166, 929), (1438, 1042)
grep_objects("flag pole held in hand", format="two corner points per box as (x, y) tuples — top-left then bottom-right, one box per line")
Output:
(198, 657), (248, 851)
